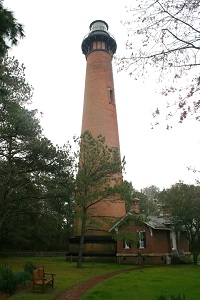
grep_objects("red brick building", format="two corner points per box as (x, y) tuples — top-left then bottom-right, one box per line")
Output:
(109, 199), (191, 264)
(68, 20), (190, 264)
(80, 20), (126, 224)
(69, 20), (126, 260)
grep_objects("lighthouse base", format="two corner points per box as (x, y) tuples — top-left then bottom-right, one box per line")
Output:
(67, 236), (117, 262)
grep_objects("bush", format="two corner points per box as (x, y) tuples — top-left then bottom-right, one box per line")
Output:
(15, 271), (31, 286)
(23, 261), (37, 274)
(0, 264), (17, 294)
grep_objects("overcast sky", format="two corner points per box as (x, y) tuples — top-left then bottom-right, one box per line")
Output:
(4, 0), (200, 190)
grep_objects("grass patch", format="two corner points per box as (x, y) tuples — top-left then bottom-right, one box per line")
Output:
(1, 258), (199, 300)
(81, 265), (200, 300)
(0, 257), (136, 300)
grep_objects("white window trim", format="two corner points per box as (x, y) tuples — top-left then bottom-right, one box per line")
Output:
(138, 231), (145, 249)
(124, 241), (131, 249)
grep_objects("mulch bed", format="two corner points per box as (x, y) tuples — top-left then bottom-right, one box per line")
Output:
(56, 266), (144, 300)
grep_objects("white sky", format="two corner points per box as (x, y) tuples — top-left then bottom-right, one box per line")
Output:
(4, 0), (200, 191)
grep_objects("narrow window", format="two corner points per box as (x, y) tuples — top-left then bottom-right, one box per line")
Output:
(93, 41), (97, 49)
(97, 41), (101, 49)
(124, 241), (131, 249)
(101, 41), (106, 49)
(138, 231), (146, 249)
(108, 87), (115, 105)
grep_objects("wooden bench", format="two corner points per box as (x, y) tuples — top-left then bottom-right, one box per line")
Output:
(32, 266), (55, 293)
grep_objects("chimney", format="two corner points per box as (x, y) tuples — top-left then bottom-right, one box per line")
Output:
(130, 198), (140, 214)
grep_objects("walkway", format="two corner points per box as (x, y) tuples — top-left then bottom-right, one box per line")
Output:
(56, 266), (144, 300)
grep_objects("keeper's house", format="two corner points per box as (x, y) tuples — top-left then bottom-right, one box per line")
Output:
(109, 199), (191, 265)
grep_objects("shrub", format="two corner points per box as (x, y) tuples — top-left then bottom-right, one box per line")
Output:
(15, 271), (31, 286)
(0, 264), (17, 294)
(23, 261), (37, 274)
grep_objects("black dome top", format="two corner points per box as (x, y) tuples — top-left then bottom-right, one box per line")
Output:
(81, 20), (117, 57)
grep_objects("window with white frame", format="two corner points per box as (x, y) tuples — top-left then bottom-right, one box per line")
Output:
(124, 241), (131, 249)
(138, 231), (146, 249)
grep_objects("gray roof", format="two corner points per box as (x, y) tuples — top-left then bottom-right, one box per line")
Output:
(109, 212), (172, 232)
(145, 215), (172, 230)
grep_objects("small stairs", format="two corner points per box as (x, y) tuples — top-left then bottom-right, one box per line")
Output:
(178, 254), (192, 264)
(172, 249), (192, 264)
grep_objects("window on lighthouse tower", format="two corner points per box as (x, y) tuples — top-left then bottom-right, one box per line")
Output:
(108, 87), (115, 105)
(93, 41), (106, 50)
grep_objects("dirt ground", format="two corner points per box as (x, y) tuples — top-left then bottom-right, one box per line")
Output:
(56, 266), (143, 300)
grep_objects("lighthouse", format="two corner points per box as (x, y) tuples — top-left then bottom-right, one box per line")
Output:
(81, 20), (120, 148)
(69, 20), (126, 260)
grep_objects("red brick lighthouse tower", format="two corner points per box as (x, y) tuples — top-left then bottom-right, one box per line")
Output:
(69, 20), (126, 260)
(81, 20), (120, 148)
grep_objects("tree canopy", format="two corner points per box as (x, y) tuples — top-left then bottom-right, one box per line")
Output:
(119, 0), (200, 126)
(160, 182), (200, 264)
(0, 0), (75, 251)
(122, 181), (161, 215)
(74, 130), (125, 268)
(0, 56), (74, 251)
(0, 0), (24, 57)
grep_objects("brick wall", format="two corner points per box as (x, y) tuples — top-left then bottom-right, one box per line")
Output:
(74, 49), (126, 237)
(117, 223), (171, 255)
(81, 51), (120, 149)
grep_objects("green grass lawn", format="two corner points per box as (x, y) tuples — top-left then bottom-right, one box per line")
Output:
(0, 256), (136, 300)
(0, 257), (200, 300)
(81, 265), (200, 300)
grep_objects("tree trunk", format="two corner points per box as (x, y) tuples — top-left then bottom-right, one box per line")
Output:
(76, 212), (86, 268)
